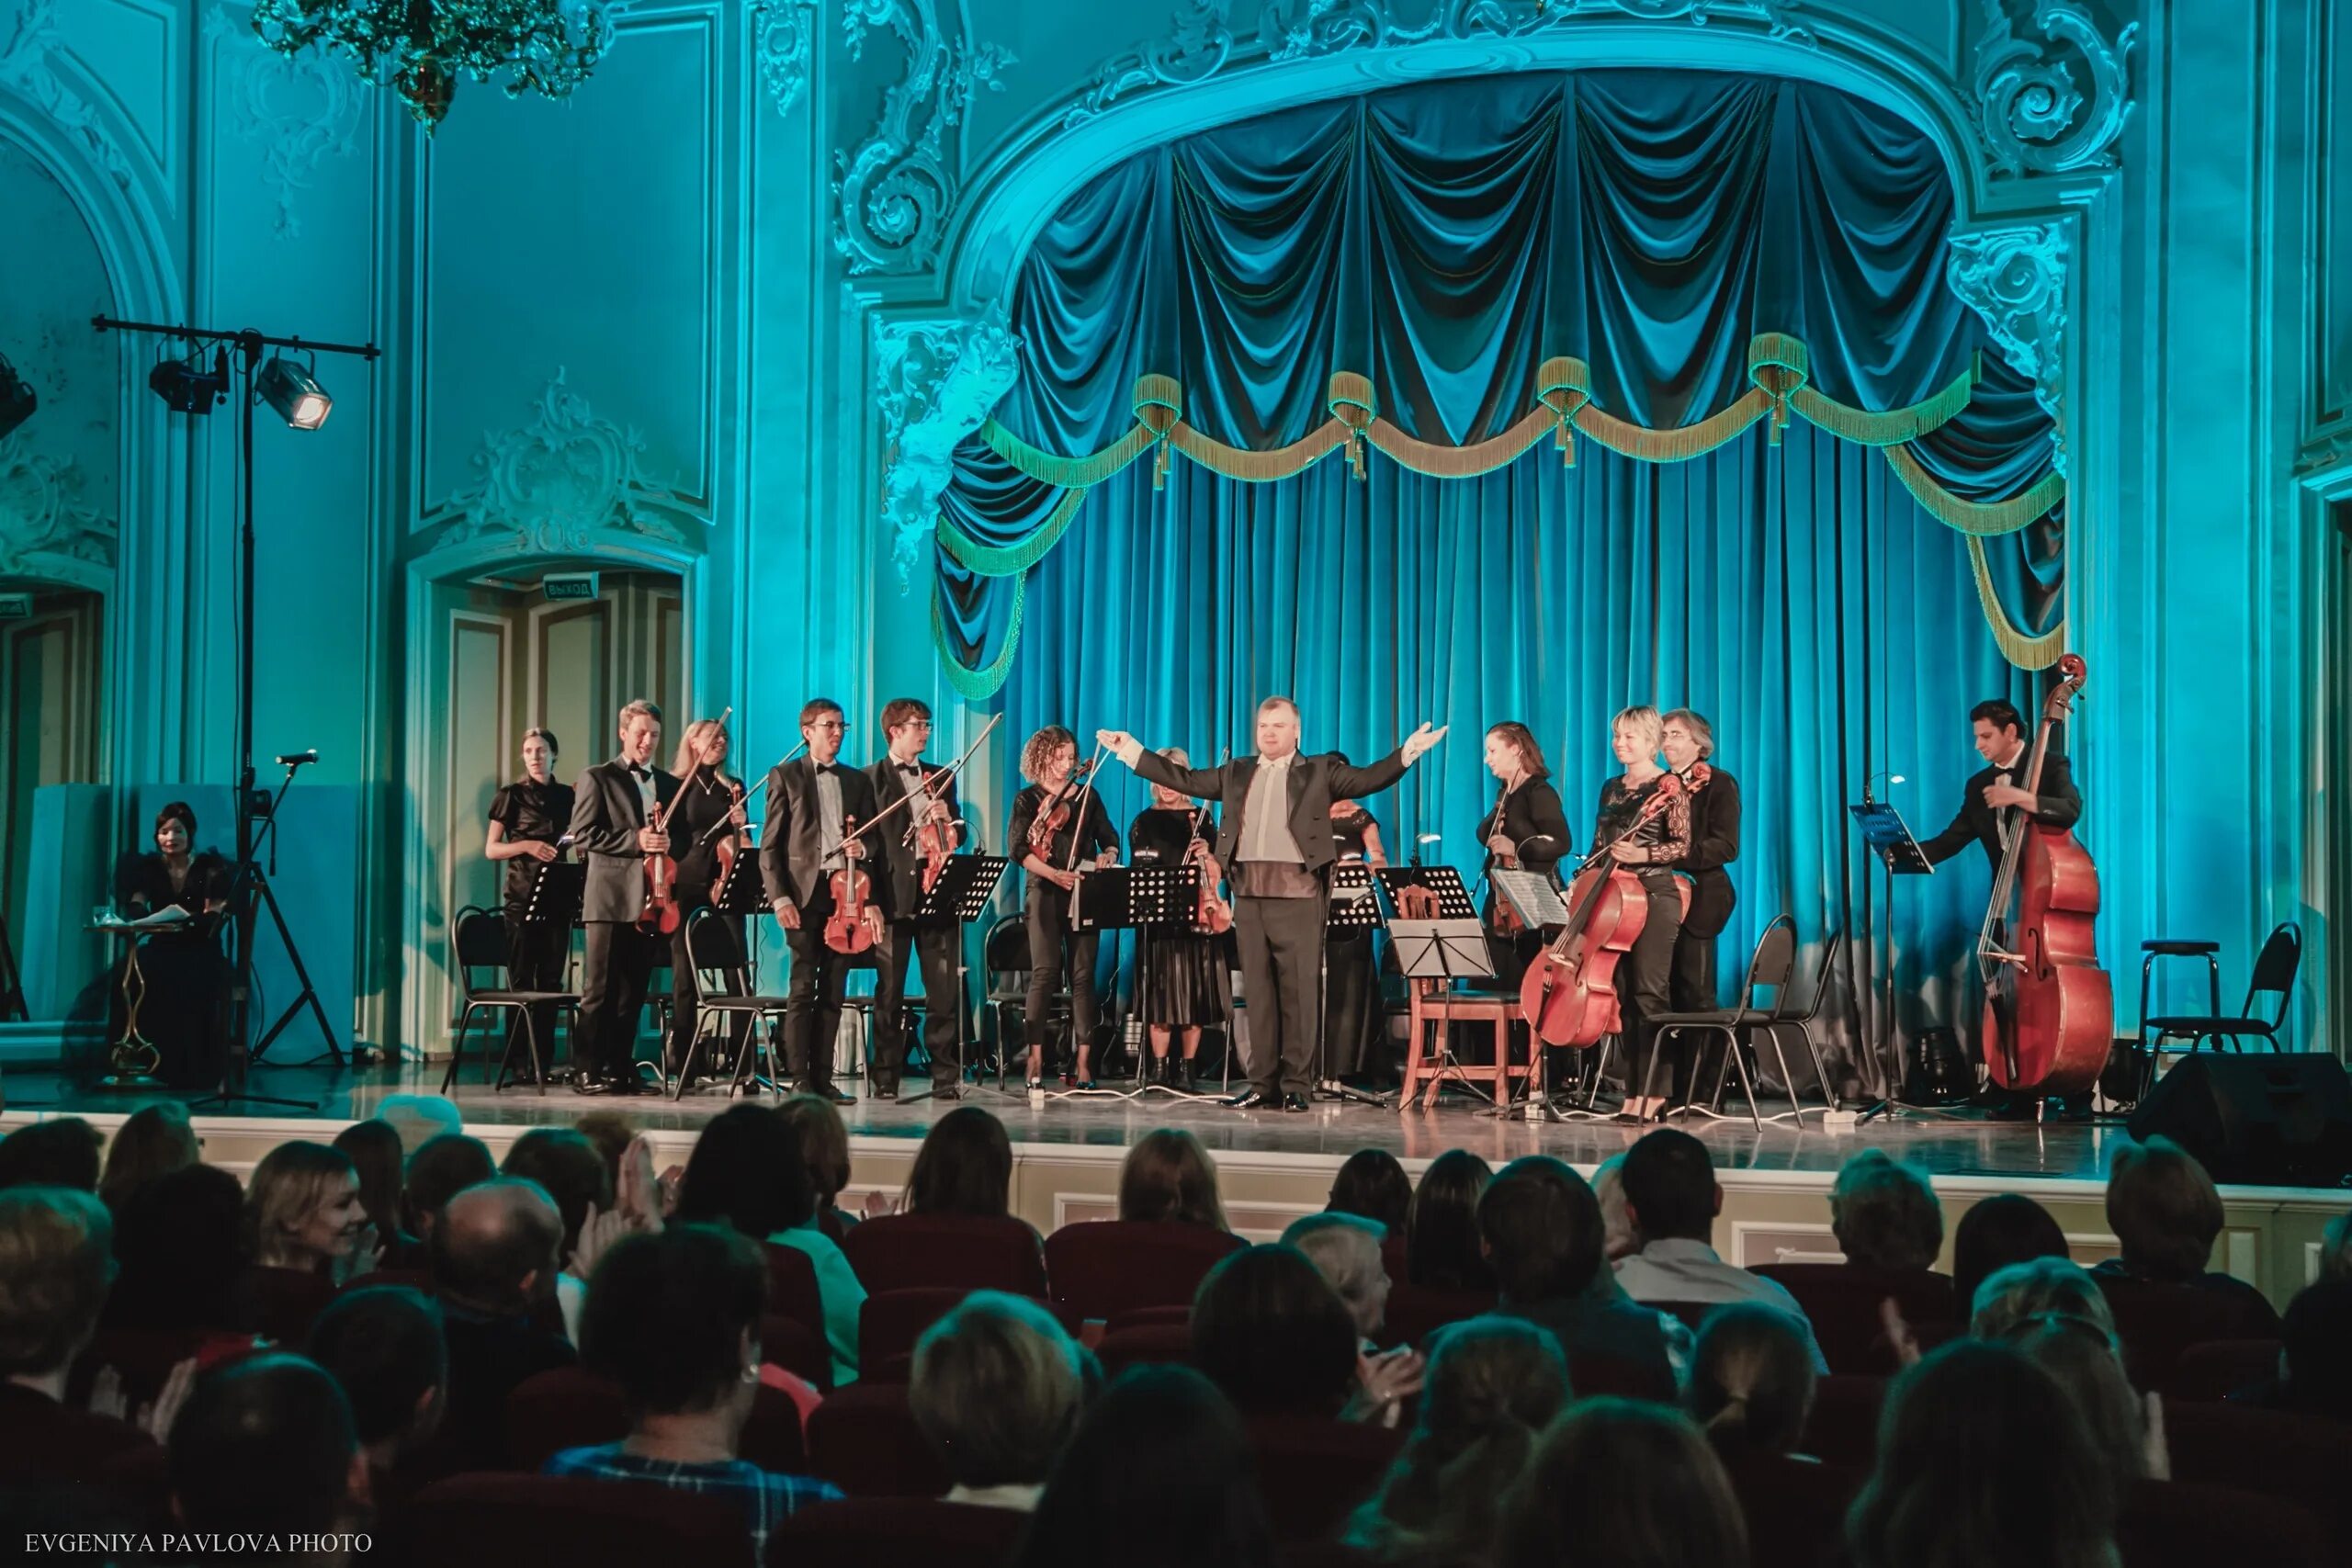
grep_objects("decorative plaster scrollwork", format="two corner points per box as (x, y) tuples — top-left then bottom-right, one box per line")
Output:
(752, 0), (820, 117)
(1972, 0), (2137, 177)
(206, 7), (364, 241)
(1069, 0), (1810, 124)
(0, 0), (136, 189)
(426, 370), (702, 557)
(0, 430), (114, 577)
(876, 304), (1022, 587)
(833, 0), (1015, 276)
(1946, 221), (2070, 477)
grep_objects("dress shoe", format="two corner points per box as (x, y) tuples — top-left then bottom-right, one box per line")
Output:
(818, 1083), (855, 1106)
(931, 1085), (963, 1101)
(1282, 1092), (1310, 1113)
(1222, 1089), (1272, 1110)
(571, 1077), (613, 1096)
(871, 1080), (899, 1101)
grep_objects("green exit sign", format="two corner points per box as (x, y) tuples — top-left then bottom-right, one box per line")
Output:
(0, 593), (31, 621)
(543, 572), (599, 603)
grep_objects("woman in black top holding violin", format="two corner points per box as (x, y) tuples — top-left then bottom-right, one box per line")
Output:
(1476, 721), (1573, 987)
(1129, 749), (1227, 1091)
(1008, 726), (1118, 1091)
(1661, 708), (1738, 1015)
(664, 716), (750, 1077)
(485, 727), (576, 1073)
(111, 801), (232, 1088)
(1593, 705), (1692, 1122)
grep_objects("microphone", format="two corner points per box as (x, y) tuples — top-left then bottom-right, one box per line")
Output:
(277, 749), (319, 767)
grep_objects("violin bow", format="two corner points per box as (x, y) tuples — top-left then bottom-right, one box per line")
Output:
(695, 730), (803, 848)
(847, 712), (1006, 849)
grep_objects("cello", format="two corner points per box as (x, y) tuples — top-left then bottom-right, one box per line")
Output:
(1976, 654), (2109, 1096)
(1518, 775), (1685, 1047)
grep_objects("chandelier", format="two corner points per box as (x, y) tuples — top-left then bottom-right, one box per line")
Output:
(250, 2), (616, 131)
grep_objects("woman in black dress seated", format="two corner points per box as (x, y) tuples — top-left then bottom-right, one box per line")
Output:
(112, 800), (232, 1088)
(1128, 750), (1227, 1091)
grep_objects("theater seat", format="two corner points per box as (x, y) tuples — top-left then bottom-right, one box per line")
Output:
(2158, 1400), (2352, 1540)
(503, 1366), (806, 1476)
(2161, 1338), (2282, 1404)
(407, 1473), (749, 1568)
(1245, 1414), (1403, 1543)
(243, 1264), (337, 1346)
(1094, 1322), (1194, 1377)
(2118, 1478), (2326, 1568)
(1382, 1282), (1494, 1348)
(1566, 1351), (1677, 1404)
(1750, 1265), (1956, 1375)
(1102, 1303), (1193, 1336)
(1799, 1375), (1886, 1469)
(855, 1289), (1080, 1384)
(767, 1496), (1025, 1568)
(763, 1244), (830, 1341)
(1720, 1450), (1863, 1568)
(841, 1213), (1048, 1297)
(1044, 1221), (1245, 1321)
(806, 1382), (948, 1498)
(2094, 1276), (2282, 1389)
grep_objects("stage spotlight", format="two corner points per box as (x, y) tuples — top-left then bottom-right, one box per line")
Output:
(257, 352), (332, 430)
(149, 346), (229, 415)
(0, 353), (33, 438)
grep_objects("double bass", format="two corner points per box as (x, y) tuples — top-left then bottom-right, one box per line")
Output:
(1976, 655), (2109, 1095)
(1518, 776), (1685, 1047)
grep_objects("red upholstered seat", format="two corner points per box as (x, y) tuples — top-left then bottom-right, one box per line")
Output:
(503, 1366), (806, 1476)
(840, 1213), (1047, 1298)
(1798, 1375), (1886, 1468)
(2158, 1399), (2352, 1540)
(407, 1473), (749, 1568)
(1750, 1264), (1957, 1376)
(1381, 1281), (1494, 1349)
(75, 1325), (259, 1408)
(2160, 1338), (2282, 1403)
(762, 1313), (832, 1391)
(2118, 1478), (2327, 1568)
(806, 1382), (947, 1498)
(1720, 1450), (1864, 1568)
(2094, 1276), (2281, 1389)
(345, 1266), (433, 1296)
(244, 1264), (337, 1346)
(1044, 1220), (1245, 1321)
(1244, 1414), (1402, 1543)
(1102, 1303), (1193, 1336)
(1094, 1322), (1195, 1377)
(766, 1496), (1025, 1568)
(1565, 1350), (1677, 1404)
(763, 1243), (829, 1339)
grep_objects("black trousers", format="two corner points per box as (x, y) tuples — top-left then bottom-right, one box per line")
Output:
(1322, 931), (1382, 1080)
(1621, 874), (1685, 1100)
(1023, 886), (1100, 1065)
(1236, 894), (1325, 1098)
(578, 920), (658, 1081)
(1669, 924), (1719, 1014)
(782, 883), (853, 1089)
(876, 919), (962, 1087)
(503, 911), (571, 1069)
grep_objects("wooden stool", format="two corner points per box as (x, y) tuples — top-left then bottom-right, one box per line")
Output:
(1401, 988), (1538, 1111)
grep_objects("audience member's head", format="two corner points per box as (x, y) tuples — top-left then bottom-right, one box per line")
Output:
(98, 1103), (200, 1214)
(904, 1106), (1015, 1219)
(373, 1093), (464, 1157)
(2105, 1136), (2224, 1281)
(1117, 1129), (1227, 1230)
(775, 1095), (852, 1218)
(401, 1133), (494, 1247)
(108, 1163), (249, 1332)
(2319, 1212), (2352, 1285)
(428, 1179), (562, 1318)
(1283, 1213), (1391, 1341)
(331, 1120), (407, 1252)
(501, 1127), (613, 1269)
(1593, 1154), (1639, 1261)
(1011, 1365), (1276, 1568)
(0, 1118), (104, 1193)
(1969, 1256), (2117, 1342)
(0, 1187), (114, 1386)
(910, 1292), (1089, 1496)
(580, 1224), (767, 1441)
(2276, 1275), (2352, 1419)
(1351, 1316), (1568, 1563)
(1951, 1192), (2070, 1313)
(2001, 1313), (2147, 1482)
(1477, 1156), (1605, 1306)
(1497, 1398), (1747, 1568)
(673, 1104), (816, 1239)
(1829, 1150), (1943, 1271)
(1847, 1339), (2117, 1568)
(1688, 1302), (1818, 1459)
(168, 1353), (366, 1548)
(1620, 1129), (1720, 1247)
(306, 1286), (447, 1466)
(1191, 1244), (1359, 1416)
(1406, 1149), (1493, 1291)
(571, 1111), (637, 1195)
(1327, 1149), (1412, 1235)
(245, 1142), (365, 1273)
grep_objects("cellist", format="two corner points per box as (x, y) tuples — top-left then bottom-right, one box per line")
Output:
(662, 716), (748, 1085)
(1591, 705), (1691, 1122)
(762, 698), (884, 1105)
(865, 697), (967, 1101)
(1917, 698), (2083, 868)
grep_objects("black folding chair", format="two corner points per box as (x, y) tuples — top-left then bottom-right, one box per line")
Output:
(441, 906), (578, 1093)
(674, 909), (789, 1100)
(983, 910), (1076, 1084)
(2141, 921), (2301, 1098)
(1753, 930), (1842, 1116)
(1642, 914), (1799, 1132)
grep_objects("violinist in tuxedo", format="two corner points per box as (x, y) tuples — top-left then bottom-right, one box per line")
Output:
(1098, 700), (1445, 1111)
(1917, 697), (2082, 869)
(865, 697), (967, 1100)
(762, 697), (886, 1104)
(1661, 708), (1740, 1012)
(565, 699), (681, 1095)
(1477, 721), (1572, 987)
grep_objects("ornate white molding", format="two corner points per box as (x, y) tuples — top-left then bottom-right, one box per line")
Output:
(1946, 220), (2069, 478)
(0, 429), (115, 580)
(424, 370), (704, 557)
(752, 0), (820, 118)
(0, 0), (136, 189)
(1971, 0), (2137, 178)
(1069, 0), (1811, 127)
(833, 0), (1015, 276)
(875, 304), (1021, 587)
(206, 6), (365, 241)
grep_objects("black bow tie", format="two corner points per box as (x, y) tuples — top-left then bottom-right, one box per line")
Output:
(898, 762), (924, 776)
(627, 764), (650, 779)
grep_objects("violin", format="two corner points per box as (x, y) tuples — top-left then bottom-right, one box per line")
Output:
(1487, 779), (1526, 938)
(709, 778), (748, 903)
(1518, 775), (1684, 1047)
(1028, 761), (1094, 850)
(1185, 799), (1232, 934)
(1976, 655), (2109, 1096)
(1665, 761), (1713, 923)
(907, 767), (956, 896)
(822, 814), (876, 955)
(637, 795), (681, 935)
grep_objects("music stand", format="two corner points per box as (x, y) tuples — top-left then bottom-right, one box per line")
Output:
(513, 862), (584, 1089)
(899, 853), (1006, 1102)
(710, 850), (767, 917)
(1313, 863), (1389, 1107)
(1849, 799), (1934, 1122)
(1056, 865), (1193, 1100)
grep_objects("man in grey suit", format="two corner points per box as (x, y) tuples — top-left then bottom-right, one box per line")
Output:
(1098, 700), (1444, 1111)
(565, 698), (680, 1095)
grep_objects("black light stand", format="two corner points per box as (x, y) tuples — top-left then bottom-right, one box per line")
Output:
(94, 316), (379, 1109)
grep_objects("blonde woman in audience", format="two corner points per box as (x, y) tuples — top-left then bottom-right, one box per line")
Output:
(908, 1292), (1091, 1512)
(1283, 1213), (1394, 1347)
(1116, 1128), (1228, 1229)
(245, 1142), (374, 1284)
(1686, 1302), (1818, 1460)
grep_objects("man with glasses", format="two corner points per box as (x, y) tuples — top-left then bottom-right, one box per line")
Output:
(865, 698), (967, 1100)
(762, 698), (884, 1103)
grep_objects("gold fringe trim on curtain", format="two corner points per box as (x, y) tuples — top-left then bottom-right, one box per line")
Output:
(1883, 441), (2068, 536)
(1791, 352), (1980, 446)
(937, 484), (1091, 574)
(934, 568), (1029, 701)
(1573, 389), (1772, 461)
(980, 421), (1156, 489)
(1967, 536), (2065, 669)
(1367, 404), (1566, 477)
